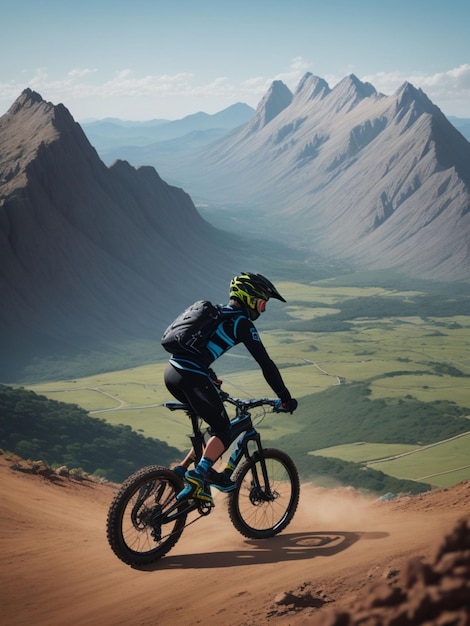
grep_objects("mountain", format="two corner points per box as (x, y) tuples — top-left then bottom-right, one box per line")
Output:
(0, 89), (245, 382)
(185, 74), (470, 282)
(133, 74), (470, 283)
(244, 80), (293, 133)
(81, 102), (254, 152)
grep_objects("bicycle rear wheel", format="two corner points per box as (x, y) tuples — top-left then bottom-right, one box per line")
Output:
(106, 465), (186, 565)
(228, 448), (300, 539)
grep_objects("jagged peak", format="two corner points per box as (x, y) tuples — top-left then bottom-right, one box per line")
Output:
(0, 90), (100, 187)
(326, 74), (378, 113)
(248, 80), (293, 132)
(388, 81), (449, 136)
(21, 88), (41, 104)
(3, 89), (77, 136)
(394, 81), (437, 114)
(294, 73), (330, 100)
(5, 88), (57, 120)
(110, 159), (164, 183)
(336, 74), (377, 97)
(396, 81), (418, 96)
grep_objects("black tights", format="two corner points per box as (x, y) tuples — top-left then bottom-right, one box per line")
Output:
(164, 363), (230, 444)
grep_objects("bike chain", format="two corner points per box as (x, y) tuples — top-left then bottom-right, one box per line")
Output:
(155, 501), (214, 543)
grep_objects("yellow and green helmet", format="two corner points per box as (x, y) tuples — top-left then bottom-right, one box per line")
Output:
(229, 272), (286, 310)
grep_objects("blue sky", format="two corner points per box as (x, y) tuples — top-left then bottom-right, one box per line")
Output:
(1, 0), (469, 121)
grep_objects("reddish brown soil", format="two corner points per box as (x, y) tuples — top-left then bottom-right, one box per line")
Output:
(1, 456), (468, 626)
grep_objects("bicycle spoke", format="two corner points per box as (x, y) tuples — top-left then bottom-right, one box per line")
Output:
(228, 449), (300, 539)
(106, 466), (189, 565)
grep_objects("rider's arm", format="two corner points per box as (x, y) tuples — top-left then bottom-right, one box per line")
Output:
(237, 317), (292, 403)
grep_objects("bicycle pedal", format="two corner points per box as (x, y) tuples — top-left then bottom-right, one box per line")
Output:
(198, 500), (214, 515)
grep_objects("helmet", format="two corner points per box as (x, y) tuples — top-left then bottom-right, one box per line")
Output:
(229, 272), (286, 311)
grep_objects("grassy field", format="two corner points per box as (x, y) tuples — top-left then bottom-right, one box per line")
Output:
(367, 433), (470, 488)
(310, 433), (470, 488)
(27, 278), (470, 482)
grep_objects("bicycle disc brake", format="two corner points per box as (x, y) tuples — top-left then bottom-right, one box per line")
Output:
(249, 484), (277, 505)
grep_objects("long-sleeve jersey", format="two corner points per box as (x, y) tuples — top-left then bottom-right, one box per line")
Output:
(169, 304), (291, 402)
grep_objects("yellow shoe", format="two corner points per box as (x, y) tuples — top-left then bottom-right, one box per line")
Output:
(177, 469), (214, 504)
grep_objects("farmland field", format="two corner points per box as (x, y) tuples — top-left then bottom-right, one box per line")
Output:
(27, 277), (470, 484)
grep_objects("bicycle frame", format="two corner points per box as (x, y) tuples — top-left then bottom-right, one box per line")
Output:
(106, 393), (299, 564)
(162, 394), (281, 515)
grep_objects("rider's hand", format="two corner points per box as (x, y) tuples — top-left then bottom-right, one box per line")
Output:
(282, 398), (298, 414)
(274, 398), (297, 413)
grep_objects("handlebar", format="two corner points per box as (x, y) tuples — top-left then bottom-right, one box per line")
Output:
(165, 393), (291, 413)
(219, 391), (288, 413)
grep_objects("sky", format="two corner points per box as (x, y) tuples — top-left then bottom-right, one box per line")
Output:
(1, 0), (469, 122)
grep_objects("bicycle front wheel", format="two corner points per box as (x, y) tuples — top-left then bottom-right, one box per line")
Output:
(228, 448), (300, 539)
(106, 465), (186, 566)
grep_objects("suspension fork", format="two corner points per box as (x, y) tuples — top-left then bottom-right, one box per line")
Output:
(241, 432), (273, 497)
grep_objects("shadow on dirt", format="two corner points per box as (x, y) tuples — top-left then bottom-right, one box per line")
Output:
(133, 530), (389, 571)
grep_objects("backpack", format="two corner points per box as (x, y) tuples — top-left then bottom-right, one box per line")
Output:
(161, 300), (223, 355)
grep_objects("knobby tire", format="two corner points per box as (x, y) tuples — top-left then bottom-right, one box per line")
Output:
(228, 448), (300, 539)
(106, 465), (186, 566)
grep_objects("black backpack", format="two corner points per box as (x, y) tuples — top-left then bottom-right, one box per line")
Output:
(161, 300), (224, 355)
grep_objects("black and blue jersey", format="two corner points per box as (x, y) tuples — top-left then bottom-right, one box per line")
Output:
(169, 303), (290, 401)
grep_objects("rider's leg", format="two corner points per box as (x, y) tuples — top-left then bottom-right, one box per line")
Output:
(164, 364), (231, 502)
(173, 433), (223, 471)
(172, 433), (223, 478)
(201, 435), (225, 462)
(174, 439), (236, 490)
(173, 436), (225, 469)
(180, 429), (231, 501)
(164, 364), (198, 476)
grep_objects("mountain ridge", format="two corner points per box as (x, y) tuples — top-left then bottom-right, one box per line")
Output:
(0, 89), (243, 381)
(175, 73), (470, 282)
(79, 82), (470, 284)
(82, 101), (254, 150)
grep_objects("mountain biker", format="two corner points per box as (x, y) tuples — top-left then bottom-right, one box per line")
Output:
(163, 272), (297, 505)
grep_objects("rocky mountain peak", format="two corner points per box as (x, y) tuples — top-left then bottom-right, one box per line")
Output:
(0, 89), (96, 200)
(394, 81), (437, 116)
(4, 88), (76, 134)
(7, 87), (43, 112)
(294, 72), (330, 103)
(246, 79), (293, 133)
(179, 74), (470, 283)
(0, 90), (238, 381)
(328, 74), (378, 112)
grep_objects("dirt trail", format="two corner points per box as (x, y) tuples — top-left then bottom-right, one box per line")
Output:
(0, 457), (468, 626)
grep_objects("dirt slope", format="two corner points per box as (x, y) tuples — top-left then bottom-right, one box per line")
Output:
(0, 456), (468, 626)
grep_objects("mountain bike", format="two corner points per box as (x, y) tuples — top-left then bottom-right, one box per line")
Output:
(106, 388), (300, 566)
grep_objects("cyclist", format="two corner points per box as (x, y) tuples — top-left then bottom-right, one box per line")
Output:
(163, 272), (297, 505)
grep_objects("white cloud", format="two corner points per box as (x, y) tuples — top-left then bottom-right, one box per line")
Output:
(67, 68), (97, 79)
(1, 61), (469, 119)
(360, 65), (470, 115)
(416, 64), (470, 89)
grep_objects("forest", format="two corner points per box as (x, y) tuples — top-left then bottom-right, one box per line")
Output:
(2, 380), (468, 493)
(0, 384), (180, 482)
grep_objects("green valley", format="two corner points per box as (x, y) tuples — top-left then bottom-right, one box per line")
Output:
(16, 273), (469, 492)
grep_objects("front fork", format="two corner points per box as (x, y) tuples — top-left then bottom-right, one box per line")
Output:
(226, 431), (274, 501)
